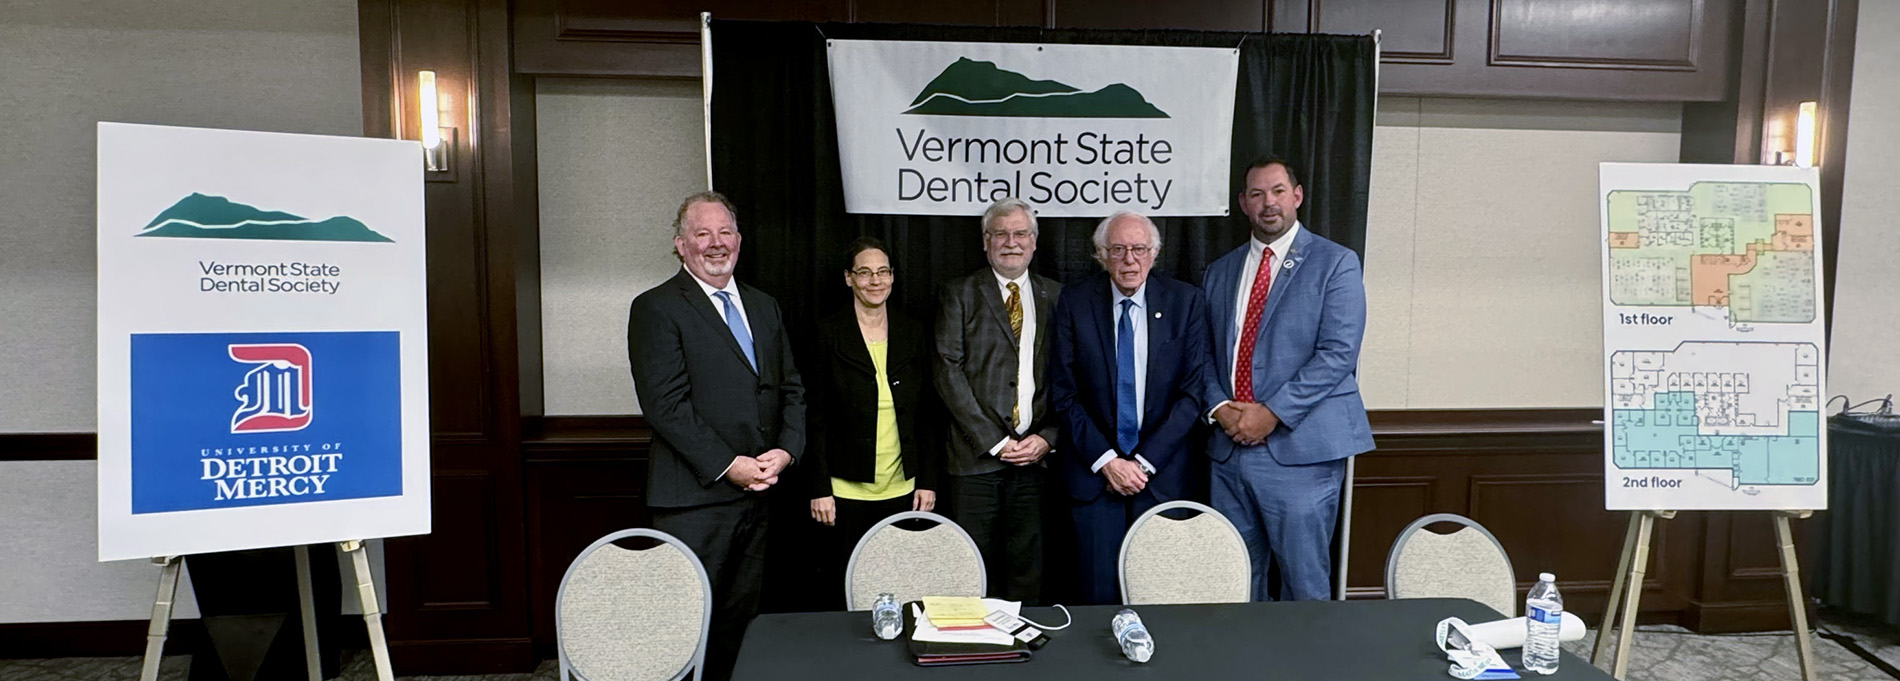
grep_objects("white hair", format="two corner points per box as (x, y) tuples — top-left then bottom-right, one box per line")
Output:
(1091, 211), (1162, 260)
(980, 197), (1038, 236)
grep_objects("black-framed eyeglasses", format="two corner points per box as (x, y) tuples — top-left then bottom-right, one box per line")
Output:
(1105, 245), (1153, 259)
(850, 267), (895, 280)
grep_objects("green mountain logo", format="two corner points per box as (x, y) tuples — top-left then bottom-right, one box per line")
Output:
(903, 57), (1169, 118)
(136, 193), (394, 243)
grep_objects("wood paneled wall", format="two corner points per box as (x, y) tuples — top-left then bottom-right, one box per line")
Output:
(358, 0), (539, 671)
(512, 0), (1736, 100)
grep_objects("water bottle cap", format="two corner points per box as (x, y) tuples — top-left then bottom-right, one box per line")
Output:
(1540, 572), (1555, 582)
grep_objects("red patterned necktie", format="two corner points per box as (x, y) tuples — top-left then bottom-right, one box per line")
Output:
(1233, 247), (1274, 402)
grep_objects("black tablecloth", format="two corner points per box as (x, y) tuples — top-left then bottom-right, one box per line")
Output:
(1816, 414), (1900, 628)
(732, 598), (1613, 680)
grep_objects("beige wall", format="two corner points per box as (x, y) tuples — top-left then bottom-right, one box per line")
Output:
(536, 78), (709, 416)
(1828, 1), (1900, 410)
(0, 0), (366, 623)
(536, 92), (1682, 414)
(0, 461), (203, 622)
(0, 0), (364, 433)
(1360, 98), (1683, 409)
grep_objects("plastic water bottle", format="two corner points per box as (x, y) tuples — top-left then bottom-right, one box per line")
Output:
(1524, 573), (1563, 675)
(1112, 608), (1154, 663)
(872, 593), (902, 640)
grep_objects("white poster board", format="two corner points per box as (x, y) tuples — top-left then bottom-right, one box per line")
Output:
(97, 123), (432, 561)
(827, 40), (1237, 217)
(1600, 162), (1826, 511)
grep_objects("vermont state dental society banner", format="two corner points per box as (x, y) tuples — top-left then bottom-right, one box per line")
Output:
(96, 123), (431, 561)
(827, 40), (1237, 217)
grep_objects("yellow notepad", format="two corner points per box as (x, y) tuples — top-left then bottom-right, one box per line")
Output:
(922, 596), (990, 629)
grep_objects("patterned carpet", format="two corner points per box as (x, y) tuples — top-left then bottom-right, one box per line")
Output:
(5, 615), (1896, 681)
(1564, 617), (1900, 681)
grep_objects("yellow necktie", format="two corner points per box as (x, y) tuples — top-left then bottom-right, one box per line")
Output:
(1006, 282), (1023, 341)
(1006, 282), (1023, 428)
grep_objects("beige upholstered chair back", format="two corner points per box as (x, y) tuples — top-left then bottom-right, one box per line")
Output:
(1118, 501), (1251, 605)
(557, 529), (710, 681)
(1385, 513), (1517, 617)
(845, 511), (986, 611)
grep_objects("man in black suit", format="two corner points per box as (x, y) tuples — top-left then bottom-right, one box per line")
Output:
(1050, 211), (1212, 604)
(934, 197), (1060, 603)
(627, 191), (804, 681)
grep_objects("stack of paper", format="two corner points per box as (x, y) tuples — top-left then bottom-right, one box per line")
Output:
(922, 597), (991, 630)
(910, 599), (1019, 645)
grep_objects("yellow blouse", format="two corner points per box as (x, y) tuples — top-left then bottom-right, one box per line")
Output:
(830, 340), (913, 501)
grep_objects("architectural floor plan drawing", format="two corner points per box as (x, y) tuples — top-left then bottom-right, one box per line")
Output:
(1610, 341), (1821, 490)
(1606, 182), (1816, 324)
(1601, 163), (1826, 511)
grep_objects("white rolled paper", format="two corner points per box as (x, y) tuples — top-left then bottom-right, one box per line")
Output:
(1465, 612), (1587, 650)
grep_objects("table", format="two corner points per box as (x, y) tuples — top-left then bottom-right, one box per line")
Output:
(732, 598), (1614, 680)
(1816, 413), (1900, 628)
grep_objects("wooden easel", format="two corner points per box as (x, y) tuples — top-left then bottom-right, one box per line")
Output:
(138, 541), (394, 681)
(1590, 510), (1818, 681)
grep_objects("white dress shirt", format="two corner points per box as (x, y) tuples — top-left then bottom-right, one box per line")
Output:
(1209, 222), (1300, 422)
(989, 269), (1038, 455)
(687, 268), (752, 339)
(1231, 222), (1299, 383)
(1093, 283), (1156, 475)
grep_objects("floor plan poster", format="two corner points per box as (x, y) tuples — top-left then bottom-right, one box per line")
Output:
(1600, 163), (1826, 511)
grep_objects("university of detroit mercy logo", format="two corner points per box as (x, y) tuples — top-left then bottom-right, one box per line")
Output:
(229, 344), (313, 433)
(129, 330), (403, 514)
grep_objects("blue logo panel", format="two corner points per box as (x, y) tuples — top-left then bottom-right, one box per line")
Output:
(131, 331), (403, 513)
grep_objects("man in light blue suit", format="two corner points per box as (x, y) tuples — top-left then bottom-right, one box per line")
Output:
(1200, 155), (1374, 602)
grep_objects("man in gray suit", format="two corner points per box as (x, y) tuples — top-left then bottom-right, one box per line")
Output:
(934, 197), (1060, 603)
(627, 191), (804, 681)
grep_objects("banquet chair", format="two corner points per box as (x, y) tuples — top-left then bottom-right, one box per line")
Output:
(844, 511), (986, 611)
(1384, 513), (1518, 617)
(1118, 500), (1252, 605)
(557, 529), (710, 681)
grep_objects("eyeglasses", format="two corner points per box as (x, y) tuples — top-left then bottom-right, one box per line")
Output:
(850, 267), (895, 280)
(987, 229), (1035, 243)
(1104, 245), (1153, 260)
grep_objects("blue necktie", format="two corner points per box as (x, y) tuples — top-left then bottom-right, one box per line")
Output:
(716, 291), (756, 371)
(1116, 298), (1138, 455)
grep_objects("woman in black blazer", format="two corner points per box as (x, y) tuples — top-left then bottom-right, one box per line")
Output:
(805, 237), (942, 601)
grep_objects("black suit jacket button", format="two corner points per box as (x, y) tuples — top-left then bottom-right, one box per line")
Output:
(757, 386), (769, 394)
(1008, 380), (1017, 387)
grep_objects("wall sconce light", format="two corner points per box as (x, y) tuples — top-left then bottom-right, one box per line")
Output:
(418, 70), (453, 173)
(1793, 101), (1817, 168)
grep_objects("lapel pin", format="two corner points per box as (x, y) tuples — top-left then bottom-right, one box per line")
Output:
(1154, 311), (1162, 319)
(1283, 259), (1296, 269)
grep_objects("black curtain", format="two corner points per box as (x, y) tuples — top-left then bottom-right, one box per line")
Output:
(708, 20), (1376, 612)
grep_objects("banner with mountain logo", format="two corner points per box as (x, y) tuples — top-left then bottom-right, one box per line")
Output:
(95, 122), (431, 561)
(826, 40), (1238, 217)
